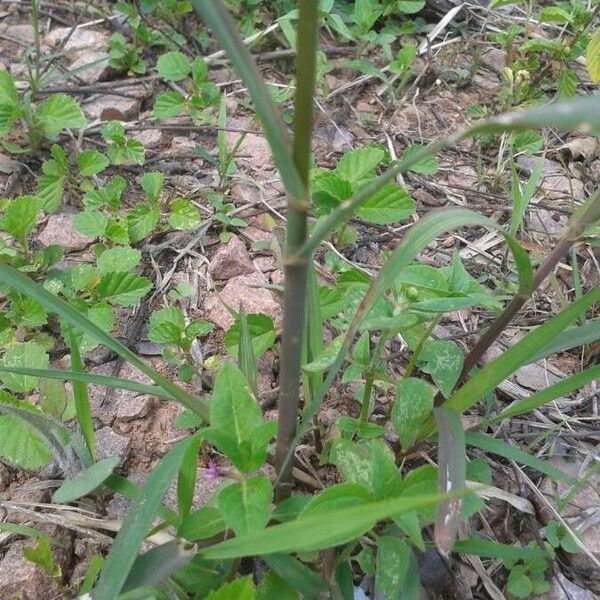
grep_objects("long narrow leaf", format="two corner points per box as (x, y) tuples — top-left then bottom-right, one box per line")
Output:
(0, 265), (208, 420)
(453, 539), (547, 561)
(191, 0), (305, 201)
(264, 553), (327, 599)
(489, 364), (600, 423)
(527, 318), (600, 363)
(93, 436), (196, 600)
(200, 491), (457, 560)
(465, 432), (575, 483)
(68, 327), (95, 460)
(0, 366), (172, 399)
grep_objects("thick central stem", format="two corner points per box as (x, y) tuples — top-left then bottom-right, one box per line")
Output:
(274, 0), (319, 502)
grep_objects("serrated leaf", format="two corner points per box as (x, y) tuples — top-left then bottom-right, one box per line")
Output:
(0, 342), (48, 393)
(148, 307), (185, 344)
(397, 0), (425, 13)
(392, 378), (433, 449)
(153, 91), (186, 119)
(127, 203), (160, 243)
(538, 6), (571, 23)
(0, 412), (52, 469)
(0, 69), (18, 107)
(80, 303), (115, 352)
(96, 246), (141, 275)
(77, 151), (109, 176)
(73, 210), (108, 237)
(107, 139), (145, 166)
(36, 174), (64, 212)
(401, 144), (438, 175)
(105, 219), (130, 245)
(556, 68), (577, 98)
(217, 477), (272, 536)
(0, 196), (41, 240)
(96, 272), (152, 306)
(357, 183), (415, 224)
(224, 313), (276, 358)
(418, 340), (463, 398)
(168, 199), (201, 230)
(53, 456), (119, 503)
(35, 94), (86, 137)
(0, 103), (19, 136)
(587, 29), (600, 83)
(139, 171), (164, 203)
(336, 146), (385, 183)
(156, 51), (191, 81)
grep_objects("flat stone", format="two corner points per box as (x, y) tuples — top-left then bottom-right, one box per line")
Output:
(208, 235), (255, 280)
(95, 426), (130, 463)
(517, 156), (585, 200)
(480, 47), (506, 73)
(69, 50), (109, 85)
(115, 395), (154, 421)
(0, 152), (18, 174)
(0, 23), (36, 44)
(132, 128), (163, 149)
(529, 208), (568, 236)
(82, 93), (141, 121)
(44, 27), (107, 53)
(226, 117), (271, 170)
(206, 272), (282, 330)
(514, 362), (561, 390)
(37, 213), (90, 252)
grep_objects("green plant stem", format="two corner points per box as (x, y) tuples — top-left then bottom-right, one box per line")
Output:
(359, 334), (386, 424)
(274, 0), (319, 503)
(447, 188), (600, 403)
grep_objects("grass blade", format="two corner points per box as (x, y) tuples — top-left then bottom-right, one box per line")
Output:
(93, 436), (196, 600)
(453, 539), (547, 561)
(191, 0), (304, 201)
(67, 326), (95, 460)
(0, 366), (172, 399)
(0, 265), (208, 420)
(488, 363), (600, 423)
(200, 491), (457, 560)
(465, 432), (575, 483)
(527, 318), (600, 363)
(53, 456), (119, 504)
(238, 305), (258, 399)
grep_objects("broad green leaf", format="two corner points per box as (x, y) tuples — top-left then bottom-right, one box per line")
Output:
(206, 576), (255, 600)
(96, 272), (152, 306)
(556, 68), (577, 98)
(392, 378), (433, 449)
(77, 151), (109, 177)
(302, 335), (344, 372)
(127, 204), (160, 243)
(36, 174), (64, 212)
(329, 439), (372, 489)
(82, 302), (114, 351)
(35, 94), (86, 137)
(22, 537), (61, 578)
(139, 172), (164, 203)
(356, 184), (415, 224)
(178, 506), (226, 541)
(156, 51), (191, 81)
(203, 362), (276, 472)
(224, 313), (276, 358)
(538, 6), (571, 23)
(191, 56), (209, 86)
(0, 342), (48, 392)
(0, 264), (208, 419)
(418, 340), (463, 398)
(312, 172), (352, 201)
(93, 436), (196, 600)
(0, 69), (18, 106)
(96, 246), (141, 275)
(257, 571), (298, 600)
(73, 210), (108, 237)
(336, 146), (385, 183)
(587, 29), (600, 83)
(0, 103), (19, 136)
(433, 407), (465, 556)
(263, 554), (326, 598)
(0, 412), (51, 469)
(300, 483), (372, 517)
(0, 196), (41, 240)
(200, 490), (455, 560)
(465, 432), (575, 482)
(217, 476), (272, 535)
(107, 139), (145, 166)
(105, 219), (130, 245)
(375, 537), (410, 600)
(401, 144), (438, 175)
(53, 456), (119, 503)
(153, 91), (186, 119)
(507, 566), (533, 598)
(148, 307), (185, 344)
(168, 199), (201, 230)
(397, 0), (425, 13)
